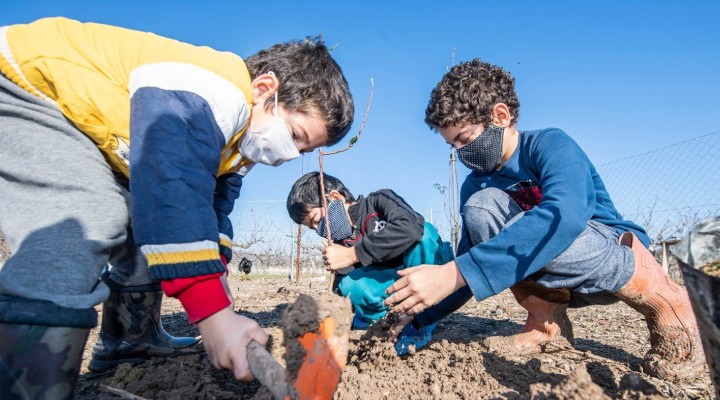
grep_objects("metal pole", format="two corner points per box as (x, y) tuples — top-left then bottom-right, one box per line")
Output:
(449, 148), (461, 253)
(448, 49), (461, 254)
(295, 224), (302, 282)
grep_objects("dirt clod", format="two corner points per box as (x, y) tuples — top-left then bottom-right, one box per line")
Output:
(530, 363), (611, 399)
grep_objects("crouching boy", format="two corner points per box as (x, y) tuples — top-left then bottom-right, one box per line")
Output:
(385, 59), (705, 382)
(287, 172), (453, 354)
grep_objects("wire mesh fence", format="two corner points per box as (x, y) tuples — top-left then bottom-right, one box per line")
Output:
(232, 131), (720, 278)
(229, 200), (318, 278)
(596, 130), (720, 242)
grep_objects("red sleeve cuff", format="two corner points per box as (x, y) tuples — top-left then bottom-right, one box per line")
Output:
(162, 274), (230, 324)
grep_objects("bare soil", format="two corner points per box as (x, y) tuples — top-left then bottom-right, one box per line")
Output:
(75, 276), (715, 400)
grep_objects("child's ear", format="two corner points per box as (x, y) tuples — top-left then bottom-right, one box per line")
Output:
(250, 73), (279, 107)
(329, 190), (345, 202)
(491, 103), (513, 128)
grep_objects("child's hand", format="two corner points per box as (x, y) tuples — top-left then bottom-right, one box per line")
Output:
(383, 261), (467, 315)
(388, 312), (414, 339)
(323, 244), (359, 271)
(197, 307), (268, 381)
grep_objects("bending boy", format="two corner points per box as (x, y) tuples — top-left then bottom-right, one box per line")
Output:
(0, 17), (353, 398)
(385, 59), (704, 382)
(287, 172), (453, 354)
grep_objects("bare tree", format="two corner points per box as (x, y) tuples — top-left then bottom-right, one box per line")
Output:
(632, 199), (705, 243)
(297, 226), (324, 274)
(229, 207), (287, 274)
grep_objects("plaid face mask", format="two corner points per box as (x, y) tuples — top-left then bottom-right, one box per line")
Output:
(457, 124), (504, 174)
(317, 199), (353, 241)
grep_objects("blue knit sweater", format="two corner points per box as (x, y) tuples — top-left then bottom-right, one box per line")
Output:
(454, 127), (649, 301)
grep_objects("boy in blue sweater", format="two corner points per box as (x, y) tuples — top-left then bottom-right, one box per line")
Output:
(385, 59), (704, 382)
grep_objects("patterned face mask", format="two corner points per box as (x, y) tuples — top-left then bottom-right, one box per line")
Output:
(317, 200), (353, 241)
(456, 124), (504, 174)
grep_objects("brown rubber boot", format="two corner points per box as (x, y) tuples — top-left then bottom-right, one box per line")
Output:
(89, 289), (201, 372)
(483, 281), (574, 355)
(0, 323), (89, 400)
(615, 232), (705, 382)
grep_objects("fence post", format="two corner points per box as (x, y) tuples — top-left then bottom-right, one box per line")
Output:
(295, 224), (302, 282)
(661, 239), (680, 273)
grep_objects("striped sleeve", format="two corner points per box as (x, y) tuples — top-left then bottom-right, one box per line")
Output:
(129, 62), (249, 143)
(128, 62), (250, 280)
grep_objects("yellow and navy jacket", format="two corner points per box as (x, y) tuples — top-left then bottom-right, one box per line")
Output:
(0, 17), (253, 319)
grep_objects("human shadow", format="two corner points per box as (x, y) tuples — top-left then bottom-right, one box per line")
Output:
(160, 302), (290, 335)
(584, 361), (663, 398)
(573, 338), (643, 366)
(161, 311), (200, 337)
(481, 355), (662, 399)
(433, 313), (644, 367)
(586, 361), (619, 396)
(481, 354), (566, 396)
(0, 219), (107, 327)
(236, 303), (290, 328)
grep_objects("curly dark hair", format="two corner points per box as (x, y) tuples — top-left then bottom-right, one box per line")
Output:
(245, 37), (354, 146)
(425, 59), (519, 130)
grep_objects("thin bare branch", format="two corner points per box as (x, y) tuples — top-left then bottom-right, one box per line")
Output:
(315, 78), (376, 289)
(317, 149), (336, 291)
(100, 385), (150, 400)
(324, 78), (375, 156)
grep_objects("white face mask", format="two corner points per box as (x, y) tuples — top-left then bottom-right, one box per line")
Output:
(240, 85), (300, 166)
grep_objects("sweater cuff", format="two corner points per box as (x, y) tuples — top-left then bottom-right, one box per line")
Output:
(141, 240), (226, 280)
(454, 253), (496, 302)
(162, 274), (230, 324)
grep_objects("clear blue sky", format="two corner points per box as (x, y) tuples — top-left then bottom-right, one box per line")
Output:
(2, 1), (718, 231)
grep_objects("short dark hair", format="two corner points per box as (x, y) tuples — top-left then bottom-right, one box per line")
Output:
(287, 171), (355, 224)
(245, 37), (354, 146)
(425, 59), (519, 130)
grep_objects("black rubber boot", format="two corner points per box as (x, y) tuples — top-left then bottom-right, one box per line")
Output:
(0, 323), (89, 400)
(89, 288), (200, 372)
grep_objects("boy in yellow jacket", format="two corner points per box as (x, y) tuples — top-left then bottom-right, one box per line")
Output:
(0, 17), (354, 398)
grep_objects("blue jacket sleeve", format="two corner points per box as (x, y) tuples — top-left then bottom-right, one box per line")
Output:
(215, 173), (243, 262)
(455, 129), (597, 301)
(129, 87), (227, 280)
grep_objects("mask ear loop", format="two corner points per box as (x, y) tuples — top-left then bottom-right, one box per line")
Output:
(267, 71), (279, 116)
(273, 91), (278, 115)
